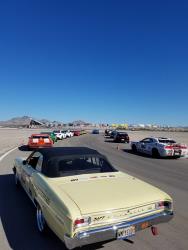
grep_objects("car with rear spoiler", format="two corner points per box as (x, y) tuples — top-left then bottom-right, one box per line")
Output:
(13, 147), (173, 249)
(28, 134), (53, 149)
(64, 130), (74, 138)
(131, 137), (188, 158)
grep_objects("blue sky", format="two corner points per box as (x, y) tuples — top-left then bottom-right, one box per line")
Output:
(0, 0), (188, 125)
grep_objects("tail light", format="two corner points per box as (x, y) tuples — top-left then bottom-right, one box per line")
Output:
(74, 216), (91, 229)
(155, 201), (172, 210)
(165, 144), (187, 149)
(164, 145), (173, 149)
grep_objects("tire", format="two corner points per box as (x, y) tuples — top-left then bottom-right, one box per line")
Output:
(152, 148), (160, 158)
(36, 205), (49, 233)
(132, 144), (137, 153)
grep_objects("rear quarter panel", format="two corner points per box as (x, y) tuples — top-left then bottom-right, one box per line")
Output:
(32, 174), (81, 239)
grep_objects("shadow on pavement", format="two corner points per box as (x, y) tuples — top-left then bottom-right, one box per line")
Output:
(122, 149), (179, 160)
(0, 174), (109, 250)
(122, 149), (153, 158)
(18, 145), (32, 152)
(104, 139), (117, 143)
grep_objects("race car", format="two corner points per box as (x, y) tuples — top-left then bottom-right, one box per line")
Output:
(28, 134), (53, 149)
(80, 130), (87, 135)
(71, 130), (81, 136)
(40, 132), (57, 143)
(64, 130), (74, 138)
(13, 147), (173, 249)
(114, 132), (129, 143)
(92, 129), (100, 134)
(53, 130), (67, 140)
(131, 137), (188, 158)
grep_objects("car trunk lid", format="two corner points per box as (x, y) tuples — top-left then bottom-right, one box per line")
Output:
(54, 172), (167, 215)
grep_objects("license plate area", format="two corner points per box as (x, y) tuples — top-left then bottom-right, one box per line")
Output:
(117, 226), (135, 239)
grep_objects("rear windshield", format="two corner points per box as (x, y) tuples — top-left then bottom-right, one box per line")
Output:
(32, 135), (49, 139)
(158, 139), (176, 143)
(46, 155), (117, 177)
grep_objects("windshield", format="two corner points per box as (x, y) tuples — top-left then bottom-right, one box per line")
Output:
(46, 155), (117, 177)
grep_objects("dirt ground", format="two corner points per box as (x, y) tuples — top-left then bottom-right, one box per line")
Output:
(0, 128), (42, 156)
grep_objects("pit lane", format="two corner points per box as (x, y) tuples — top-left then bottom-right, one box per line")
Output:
(0, 133), (188, 250)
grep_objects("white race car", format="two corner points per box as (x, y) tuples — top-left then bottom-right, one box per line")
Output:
(131, 137), (188, 158)
(53, 130), (66, 140)
(65, 130), (74, 138)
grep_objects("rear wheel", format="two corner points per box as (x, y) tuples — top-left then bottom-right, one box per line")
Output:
(152, 148), (160, 158)
(36, 205), (48, 233)
(132, 144), (137, 153)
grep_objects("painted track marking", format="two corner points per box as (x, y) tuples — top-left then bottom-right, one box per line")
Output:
(0, 147), (18, 162)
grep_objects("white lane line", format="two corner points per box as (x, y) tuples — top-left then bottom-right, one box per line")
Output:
(0, 146), (18, 162)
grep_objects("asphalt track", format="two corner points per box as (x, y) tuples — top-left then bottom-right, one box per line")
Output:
(0, 133), (188, 250)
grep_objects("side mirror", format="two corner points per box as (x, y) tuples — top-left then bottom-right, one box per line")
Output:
(22, 160), (27, 165)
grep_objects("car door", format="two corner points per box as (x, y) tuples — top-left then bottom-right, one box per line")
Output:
(137, 139), (146, 152)
(144, 138), (154, 154)
(22, 152), (42, 199)
(138, 138), (150, 153)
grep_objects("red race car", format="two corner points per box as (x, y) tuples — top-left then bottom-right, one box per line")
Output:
(28, 134), (53, 149)
(72, 130), (81, 136)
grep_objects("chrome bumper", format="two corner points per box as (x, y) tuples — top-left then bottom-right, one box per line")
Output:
(64, 211), (173, 249)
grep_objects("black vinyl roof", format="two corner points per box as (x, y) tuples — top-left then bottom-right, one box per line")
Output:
(37, 147), (101, 159)
(33, 147), (117, 178)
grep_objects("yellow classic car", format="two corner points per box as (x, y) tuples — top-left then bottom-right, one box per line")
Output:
(13, 147), (173, 249)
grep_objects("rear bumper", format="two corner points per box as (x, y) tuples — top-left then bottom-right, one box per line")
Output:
(160, 149), (185, 158)
(64, 211), (173, 249)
